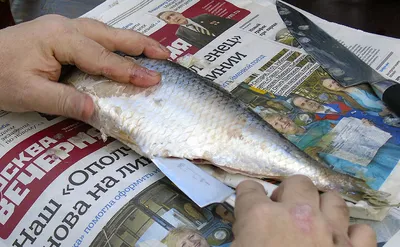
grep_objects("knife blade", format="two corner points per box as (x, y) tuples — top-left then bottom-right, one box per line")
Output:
(277, 1), (400, 116)
(151, 157), (235, 208)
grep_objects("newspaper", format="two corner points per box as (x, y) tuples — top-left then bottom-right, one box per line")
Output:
(81, 0), (400, 211)
(1, 0), (400, 245)
(0, 112), (234, 246)
(83, 0), (400, 239)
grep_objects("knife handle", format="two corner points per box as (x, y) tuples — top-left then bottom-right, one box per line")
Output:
(377, 80), (400, 116)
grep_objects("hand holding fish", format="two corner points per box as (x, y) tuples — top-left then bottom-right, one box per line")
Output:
(0, 15), (170, 121)
(232, 177), (377, 247)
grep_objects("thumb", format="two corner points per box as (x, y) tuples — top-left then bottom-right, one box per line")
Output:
(24, 76), (94, 121)
(235, 180), (271, 220)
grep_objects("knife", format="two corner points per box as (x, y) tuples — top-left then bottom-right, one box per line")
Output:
(152, 157), (279, 208)
(276, 1), (400, 116)
(151, 157), (235, 208)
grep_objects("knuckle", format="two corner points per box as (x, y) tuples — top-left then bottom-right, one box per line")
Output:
(101, 67), (114, 78)
(126, 59), (140, 74)
(56, 87), (70, 116)
(236, 180), (260, 191)
(107, 28), (121, 51)
(287, 175), (315, 187)
(40, 15), (70, 33)
(76, 18), (108, 32)
(74, 17), (94, 27)
(324, 191), (349, 215)
(98, 47), (113, 62)
(98, 49), (115, 76)
(55, 86), (82, 120)
(38, 14), (67, 22)
(110, 26), (121, 39)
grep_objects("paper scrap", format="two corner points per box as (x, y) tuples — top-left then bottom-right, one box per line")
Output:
(319, 117), (392, 166)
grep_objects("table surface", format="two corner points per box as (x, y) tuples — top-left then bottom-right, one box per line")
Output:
(10, 0), (400, 39)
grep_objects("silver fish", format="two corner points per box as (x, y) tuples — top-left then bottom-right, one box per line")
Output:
(66, 57), (391, 206)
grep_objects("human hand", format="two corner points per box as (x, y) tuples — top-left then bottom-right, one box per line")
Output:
(0, 15), (170, 121)
(232, 176), (376, 247)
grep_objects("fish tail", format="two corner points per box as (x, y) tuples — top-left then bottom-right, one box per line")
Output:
(353, 179), (397, 207)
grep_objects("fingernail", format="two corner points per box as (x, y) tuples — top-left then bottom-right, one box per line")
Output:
(132, 67), (160, 79)
(145, 68), (160, 77)
(159, 44), (171, 54)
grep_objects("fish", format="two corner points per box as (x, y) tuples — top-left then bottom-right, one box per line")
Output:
(66, 57), (392, 206)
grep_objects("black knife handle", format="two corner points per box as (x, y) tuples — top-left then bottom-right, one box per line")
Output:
(381, 82), (400, 116)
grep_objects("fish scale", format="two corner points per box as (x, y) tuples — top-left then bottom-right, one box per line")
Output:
(66, 57), (392, 206)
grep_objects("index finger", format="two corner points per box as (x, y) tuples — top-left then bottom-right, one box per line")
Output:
(73, 18), (170, 59)
(54, 35), (161, 87)
(234, 180), (271, 220)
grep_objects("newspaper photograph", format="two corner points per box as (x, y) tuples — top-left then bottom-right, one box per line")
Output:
(231, 50), (400, 190)
(90, 178), (233, 247)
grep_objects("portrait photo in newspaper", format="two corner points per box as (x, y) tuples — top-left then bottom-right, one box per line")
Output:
(149, 0), (250, 63)
(156, 10), (238, 49)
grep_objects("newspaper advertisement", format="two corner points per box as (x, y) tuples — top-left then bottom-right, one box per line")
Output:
(82, 0), (400, 203)
(0, 112), (234, 246)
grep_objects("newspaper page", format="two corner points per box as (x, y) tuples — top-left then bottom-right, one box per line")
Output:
(0, 0), (399, 246)
(3, 0), (399, 245)
(81, 0), (400, 206)
(0, 112), (234, 246)
(84, 0), (400, 83)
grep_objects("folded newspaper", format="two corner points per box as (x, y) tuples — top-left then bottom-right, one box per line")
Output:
(1, 0), (400, 246)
